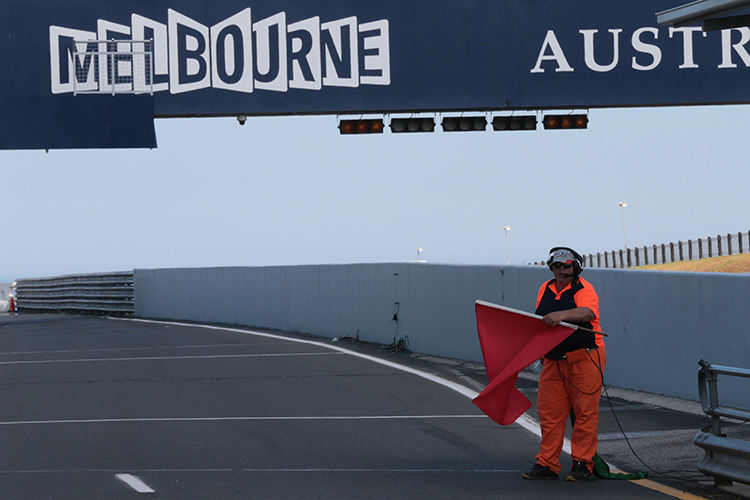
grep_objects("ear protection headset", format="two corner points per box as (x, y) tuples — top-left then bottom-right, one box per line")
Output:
(546, 246), (584, 276)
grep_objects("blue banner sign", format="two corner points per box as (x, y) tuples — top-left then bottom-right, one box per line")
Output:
(1, 0), (748, 147)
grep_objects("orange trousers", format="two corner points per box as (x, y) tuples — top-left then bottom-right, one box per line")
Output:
(535, 346), (606, 475)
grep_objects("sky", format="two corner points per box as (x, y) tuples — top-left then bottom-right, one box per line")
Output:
(1, 104), (748, 281)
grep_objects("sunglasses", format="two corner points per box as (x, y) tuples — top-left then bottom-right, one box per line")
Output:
(552, 263), (573, 270)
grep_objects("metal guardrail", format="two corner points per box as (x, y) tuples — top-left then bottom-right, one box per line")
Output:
(694, 359), (750, 486)
(14, 271), (134, 315)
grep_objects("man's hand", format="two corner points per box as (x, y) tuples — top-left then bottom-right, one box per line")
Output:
(542, 307), (594, 327)
(542, 310), (567, 327)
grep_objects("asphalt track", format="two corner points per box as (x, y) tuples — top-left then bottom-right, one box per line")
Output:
(0, 313), (736, 499)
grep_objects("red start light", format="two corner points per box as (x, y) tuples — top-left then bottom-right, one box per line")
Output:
(543, 114), (588, 130)
(340, 118), (384, 135)
(370, 119), (384, 133)
(356, 120), (370, 133)
(340, 120), (355, 134)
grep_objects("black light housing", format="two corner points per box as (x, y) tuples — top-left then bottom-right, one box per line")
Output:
(390, 117), (435, 133)
(339, 118), (384, 135)
(492, 115), (537, 131)
(543, 114), (588, 130)
(442, 116), (487, 132)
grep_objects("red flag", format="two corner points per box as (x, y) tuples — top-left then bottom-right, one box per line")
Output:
(472, 300), (576, 425)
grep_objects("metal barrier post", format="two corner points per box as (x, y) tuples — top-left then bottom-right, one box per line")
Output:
(699, 360), (723, 435)
(695, 359), (750, 487)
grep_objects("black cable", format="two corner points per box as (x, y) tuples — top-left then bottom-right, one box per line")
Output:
(600, 384), (709, 481)
(554, 347), (604, 396)
(552, 330), (604, 395)
(557, 331), (709, 481)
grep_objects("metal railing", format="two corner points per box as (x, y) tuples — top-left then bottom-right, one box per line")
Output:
(72, 39), (154, 95)
(14, 272), (134, 315)
(693, 359), (750, 486)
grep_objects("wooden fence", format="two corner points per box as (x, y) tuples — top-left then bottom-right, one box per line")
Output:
(534, 231), (750, 269)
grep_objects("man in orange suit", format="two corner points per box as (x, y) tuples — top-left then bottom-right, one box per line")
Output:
(522, 247), (605, 482)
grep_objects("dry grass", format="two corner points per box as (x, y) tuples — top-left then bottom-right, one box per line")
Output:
(634, 252), (750, 273)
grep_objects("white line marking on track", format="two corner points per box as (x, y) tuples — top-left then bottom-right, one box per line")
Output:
(238, 468), (524, 473)
(115, 474), (155, 493)
(0, 467), (522, 474)
(0, 351), (341, 366)
(0, 414), (485, 426)
(0, 342), (286, 357)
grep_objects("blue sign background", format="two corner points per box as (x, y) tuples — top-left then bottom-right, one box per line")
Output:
(0, 0), (747, 148)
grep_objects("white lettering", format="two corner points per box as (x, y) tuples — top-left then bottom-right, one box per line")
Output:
(168, 9), (210, 94)
(359, 20), (390, 85)
(719, 27), (750, 68)
(530, 30), (574, 73)
(254, 12), (287, 92)
(288, 17), (321, 90)
(322, 16), (359, 87)
(631, 27), (661, 71)
(210, 9), (253, 93)
(49, 26), (98, 94)
(132, 14), (169, 92)
(580, 29), (622, 72)
(50, 10), (390, 95)
(669, 27), (706, 69)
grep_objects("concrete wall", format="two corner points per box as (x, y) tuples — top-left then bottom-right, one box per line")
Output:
(134, 264), (750, 409)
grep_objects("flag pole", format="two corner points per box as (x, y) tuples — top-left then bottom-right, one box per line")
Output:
(476, 301), (609, 337)
(576, 325), (608, 337)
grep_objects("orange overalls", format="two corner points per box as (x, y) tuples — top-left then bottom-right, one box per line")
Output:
(534, 277), (605, 475)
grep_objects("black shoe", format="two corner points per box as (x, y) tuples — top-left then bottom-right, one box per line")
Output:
(522, 463), (558, 480)
(566, 460), (595, 482)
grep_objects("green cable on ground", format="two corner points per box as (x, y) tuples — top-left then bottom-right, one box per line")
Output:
(592, 452), (649, 480)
